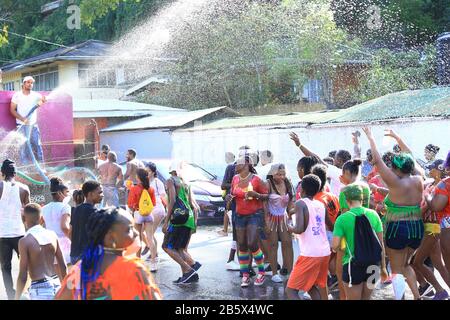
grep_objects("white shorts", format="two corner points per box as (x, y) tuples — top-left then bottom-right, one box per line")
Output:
(134, 211), (153, 224)
(29, 275), (61, 300)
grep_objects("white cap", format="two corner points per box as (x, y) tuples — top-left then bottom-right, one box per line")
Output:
(23, 76), (35, 83)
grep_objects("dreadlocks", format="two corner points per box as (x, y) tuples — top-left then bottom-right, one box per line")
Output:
(80, 208), (120, 300)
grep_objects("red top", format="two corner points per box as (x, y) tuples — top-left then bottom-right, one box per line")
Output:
(367, 167), (378, 182)
(369, 174), (386, 204)
(314, 191), (340, 226)
(127, 184), (156, 212)
(231, 174), (268, 215)
(434, 177), (450, 222)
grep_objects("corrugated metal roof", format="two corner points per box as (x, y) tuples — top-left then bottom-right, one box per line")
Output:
(73, 99), (185, 118)
(1, 40), (111, 72)
(178, 86), (450, 131)
(331, 86), (450, 123)
(100, 106), (230, 132)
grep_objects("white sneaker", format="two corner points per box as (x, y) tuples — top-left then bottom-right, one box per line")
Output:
(150, 261), (158, 272)
(225, 260), (240, 271)
(271, 274), (283, 283)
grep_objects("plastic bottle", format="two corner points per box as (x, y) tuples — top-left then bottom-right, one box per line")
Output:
(247, 181), (254, 200)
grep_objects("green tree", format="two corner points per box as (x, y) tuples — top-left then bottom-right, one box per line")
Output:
(142, 0), (358, 109)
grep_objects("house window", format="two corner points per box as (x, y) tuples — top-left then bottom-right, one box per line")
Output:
(78, 63), (117, 88)
(302, 79), (323, 103)
(3, 81), (15, 91)
(22, 66), (59, 91)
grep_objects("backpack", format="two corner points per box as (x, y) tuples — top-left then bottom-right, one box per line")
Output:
(138, 189), (154, 216)
(347, 212), (382, 267)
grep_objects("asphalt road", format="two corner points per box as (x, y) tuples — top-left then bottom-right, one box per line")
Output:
(1, 226), (449, 300)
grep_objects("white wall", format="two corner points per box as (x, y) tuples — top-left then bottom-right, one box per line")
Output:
(172, 118), (450, 180)
(100, 129), (173, 163)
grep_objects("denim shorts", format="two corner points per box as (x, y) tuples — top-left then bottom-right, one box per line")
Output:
(441, 217), (450, 229)
(385, 220), (424, 250)
(29, 275), (61, 300)
(235, 210), (267, 241)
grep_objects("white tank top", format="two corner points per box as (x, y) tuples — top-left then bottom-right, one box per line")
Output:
(0, 181), (26, 238)
(298, 198), (330, 257)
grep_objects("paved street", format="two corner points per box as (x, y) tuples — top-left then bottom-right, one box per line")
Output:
(1, 225), (449, 300)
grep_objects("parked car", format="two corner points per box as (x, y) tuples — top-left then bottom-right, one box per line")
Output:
(120, 159), (226, 225)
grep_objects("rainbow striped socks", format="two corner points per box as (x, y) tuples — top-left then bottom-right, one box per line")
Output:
(238, 251), (250, 274)
(252, 249), (265, 274)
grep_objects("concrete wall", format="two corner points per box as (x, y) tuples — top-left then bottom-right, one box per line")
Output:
(100, 129), (173, 163)
(172, 118), (450, 180)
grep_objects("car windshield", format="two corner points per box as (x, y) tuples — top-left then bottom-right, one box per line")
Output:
(155, 162), (215, 182)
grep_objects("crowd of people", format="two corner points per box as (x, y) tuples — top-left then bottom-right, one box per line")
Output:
(219, 128), (450, 300)
(0, 127), (449, 300)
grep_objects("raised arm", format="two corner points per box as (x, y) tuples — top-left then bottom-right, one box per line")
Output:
(289, 132), (326, 166)
(384, 129), (425, 177)
(362, 127), (401, 189)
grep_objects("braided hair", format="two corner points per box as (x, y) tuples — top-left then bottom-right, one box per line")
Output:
(80, 208), (120, 300)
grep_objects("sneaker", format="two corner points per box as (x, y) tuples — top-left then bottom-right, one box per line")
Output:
(240, 268), (256, 278)
(173, 277), (182, 284)
(327, 275), (338, 290)
(271, 274), (283, 283)
(419, 283), (435, 298)
(241, 275), (251, 288)
(141, 247), (150, 260)
(183, 273), (199, 283)
(265, 264), (281, 272)
(433, 291), (449, 300)
(254, 273), (266, 286)
(217, 230), (228, 237)
(150, 261), (158, 273)
(226, 260), (240, 271)
(178, 269), (197, 284)
(192, 261), (202, 272)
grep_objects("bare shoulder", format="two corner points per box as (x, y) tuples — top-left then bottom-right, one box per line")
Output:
(17, 182), (30, 193)
(295, 199), (306, 209)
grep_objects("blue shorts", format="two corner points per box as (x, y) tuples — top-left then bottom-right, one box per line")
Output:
(235, 211), (267, 241)
(385, 220), (424, 250)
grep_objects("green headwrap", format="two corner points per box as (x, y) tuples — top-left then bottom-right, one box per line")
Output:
(392, 153), (414, 170)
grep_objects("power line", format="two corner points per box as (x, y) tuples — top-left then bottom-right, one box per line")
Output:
(4, 30), (75, 49)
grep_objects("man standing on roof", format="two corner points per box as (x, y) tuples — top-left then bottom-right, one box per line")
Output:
(10, 76), (47, 166)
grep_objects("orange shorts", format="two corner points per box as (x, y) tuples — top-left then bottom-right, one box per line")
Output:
(287, 255), (330, 292)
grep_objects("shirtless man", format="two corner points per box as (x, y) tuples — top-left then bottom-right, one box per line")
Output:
(0, 159), (30, 300)
(124, 149), (144, 186)
(98, 151), (123, 207)
(16, 203), (67, 300)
